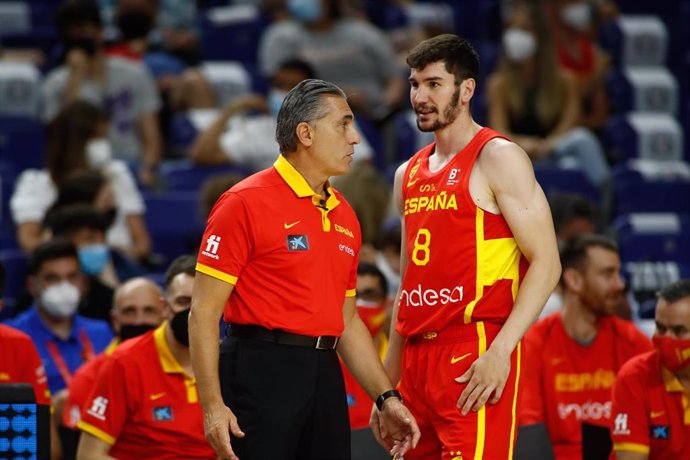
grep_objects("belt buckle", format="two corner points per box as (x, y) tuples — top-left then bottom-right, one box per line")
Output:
(315, 336), (337, 350)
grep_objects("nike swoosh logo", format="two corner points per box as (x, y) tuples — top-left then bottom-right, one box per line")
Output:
(284, 221), (300, 229)
(451, 353), (472, 364)
(150, 392), (166, 401)
(407, 178), (420, 187)
(651, 411), (665, 418)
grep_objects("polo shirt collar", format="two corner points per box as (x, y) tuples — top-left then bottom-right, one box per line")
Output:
(273, 155), (341, 211)
(154, 323), (186, 375)
(661, 366), (686, 393)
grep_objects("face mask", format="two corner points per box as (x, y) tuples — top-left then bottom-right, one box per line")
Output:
(78, 244), (109, 275)
(356, 300), (386, 337)
(288, 0), (322, 24)
(119, 323), (157, 342)
(170, 308), (191, 347)
(503, 28), (537, 63)
(653, 335), (690, 372)
(40, 281), (81, 319)
(86, 139), (112, 169)
(64, 37), (98, 56)
(268, 89), (287, 117)
(561, 2), (590, 31)
(117, 11), (154, 41)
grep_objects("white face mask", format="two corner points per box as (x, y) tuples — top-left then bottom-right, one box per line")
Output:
(503, 28), (537, 62)
(40, 281), (81, 319)
(561, 2), (590, 31)
(86, 138), (112, 169)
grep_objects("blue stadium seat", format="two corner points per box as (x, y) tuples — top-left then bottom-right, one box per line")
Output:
(534, 165), (599, 203)
(623, 261), (690, 318)
(606, 67), (678, 115)
(614, 213), (690, 264)
(0, 161), (18, 251)
(143, 192), (205, 263)
(599, 15), (668, 68)
(603, 113), (683, 163)
(0, 249), (28, 320)
(612, 160), (690, 216)
(159, 160), (250, 192)
(199, 4), (267, 64)
(0, 117), (45, 171)
(0, 62), (41, 118)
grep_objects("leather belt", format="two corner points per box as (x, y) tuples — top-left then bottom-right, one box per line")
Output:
(227, 323), (339, 350)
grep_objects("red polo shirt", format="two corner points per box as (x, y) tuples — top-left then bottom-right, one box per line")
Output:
(0, 324), (51, 404)
(77, 324), (215, 459)
(611, 350), (690, 459)
(196, 155), (361, 336)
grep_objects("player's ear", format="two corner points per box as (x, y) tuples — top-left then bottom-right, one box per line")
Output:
(460, 78), (475, 103)
(562, 267), (583, 292)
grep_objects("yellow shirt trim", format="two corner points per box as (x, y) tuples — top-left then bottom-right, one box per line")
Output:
(613, 442), (650, 454)
(345, 289), (356, 298)
(153, 323), (198, 403)
(78, 420), (116, 445)
(196, 263), (238, 285)
(104, 338), (120, 356)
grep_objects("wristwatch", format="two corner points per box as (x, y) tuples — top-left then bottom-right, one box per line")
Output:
(375, 389), (403, 411)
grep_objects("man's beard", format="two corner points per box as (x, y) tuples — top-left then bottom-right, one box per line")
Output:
(416, 86), (461, 132)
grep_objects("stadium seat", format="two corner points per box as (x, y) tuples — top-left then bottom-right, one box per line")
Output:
(599, 15), (668, 67)
(534, 165), (599, 203)
(0, 62), (41, 118)
(159, 160), (250, 192)
(611, 160), (690, 216)
(0, 249), (28, 320)
(623, 261), (690, 318)
(0, 2), (30, 36)
(604, 113), (683, 163)
(199, 4), (266, 64)
(0, 116), (45, 171)
(614, 213), (690, 264)
(606, 67), (678, 115)
(143, 192), (205, 263)
(200, 61), (252, 107)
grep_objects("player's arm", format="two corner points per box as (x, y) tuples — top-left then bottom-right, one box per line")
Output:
(76, 433), (115, 460)
(339, 296), (419, 457)
(189, 272), (243, 460)
(457, 141), (561, 414)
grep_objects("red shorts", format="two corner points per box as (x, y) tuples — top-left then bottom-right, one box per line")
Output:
(398, 321), (522, 460)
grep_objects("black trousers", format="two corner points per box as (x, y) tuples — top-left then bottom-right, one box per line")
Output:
(219, 336), (351, 460)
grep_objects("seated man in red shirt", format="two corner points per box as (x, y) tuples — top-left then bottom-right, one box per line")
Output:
(76, 256), (216, 459)
(520, 234), (653, 460)
(611, 278), (690, 460)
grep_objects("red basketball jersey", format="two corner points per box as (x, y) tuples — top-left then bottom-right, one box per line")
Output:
(397, 128), (529, 337)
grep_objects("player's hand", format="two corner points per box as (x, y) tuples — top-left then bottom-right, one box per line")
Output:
(455, 347), (511, 415)
(203, 403), (244, 460)
(374, 398), (420, 457)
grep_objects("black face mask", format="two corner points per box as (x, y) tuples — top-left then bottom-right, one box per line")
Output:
(170, 308), (190, 347)
(64, 37), (99, 56)
(119, 323), (157, 342)
(117, 11), (154, 41)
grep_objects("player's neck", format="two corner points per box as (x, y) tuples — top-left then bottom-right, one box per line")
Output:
(37, 306), (74, 340)
(560, 298), (600, 344)
(433, 114), (482, 159)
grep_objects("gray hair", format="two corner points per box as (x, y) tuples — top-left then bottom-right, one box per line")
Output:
(275, 79), (346, 154)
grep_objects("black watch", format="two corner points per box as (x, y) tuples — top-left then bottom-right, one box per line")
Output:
(375, 389), (403, 411)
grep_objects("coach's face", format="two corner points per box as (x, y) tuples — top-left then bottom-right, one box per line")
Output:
(307, 95), (361, 177)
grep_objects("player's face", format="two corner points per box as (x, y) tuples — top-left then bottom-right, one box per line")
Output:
(655, 297), (690, 340)
(308, 95), (360, 177)
(578, 247), (625, 315)
(410, 61), (463, 133)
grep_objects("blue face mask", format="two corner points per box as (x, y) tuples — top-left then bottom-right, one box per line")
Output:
(288, 0), (322, 24)
(268, 89), (287, 117)
(78, 244), (110, 275)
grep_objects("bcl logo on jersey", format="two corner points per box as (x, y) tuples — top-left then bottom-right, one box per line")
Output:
(650, 425), (670, 440)
(153, 406), (174, 422)
(287, 235), (309, 251)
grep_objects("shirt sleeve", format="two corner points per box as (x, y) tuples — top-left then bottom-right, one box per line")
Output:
(196, 191), (253, 284)
(77, 357), (128, 445)
(10, 170), (57, 224)
(611, 362), (650, 455)
(519, 327), (545, 425)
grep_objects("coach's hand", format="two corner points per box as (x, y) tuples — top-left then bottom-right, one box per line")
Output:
(203, 403), (244, 460)
(455, 347), (510, 415)
(372, 398), (420, 457)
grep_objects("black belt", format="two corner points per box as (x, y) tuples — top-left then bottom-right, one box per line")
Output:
(227, 324), (339, 350)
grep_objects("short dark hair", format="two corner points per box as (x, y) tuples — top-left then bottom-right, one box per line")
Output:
(357, 263), (388, 300)
(276, 59), (316, 80)
(53, 170), (107, 208)
(29, 238), (79, 275)
(46, 205), (109, 237)
(54, 0), (102, 37)
(658, 279), (690, 304)
(275, 79), (346, 154)
(164, 255), (196, 289)
(407, 33), (480, 84)
(549, 193), (598, 234)
(560, 234), (618, 274)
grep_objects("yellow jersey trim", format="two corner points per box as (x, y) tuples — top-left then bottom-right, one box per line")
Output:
(154, 323), (198, 403)
(474, 321), (487, 460)
(613, 442), (650, 454)
(464, 209), (485, 323)
(77, 420), (116, 445)
(196, 263), (238, 285)
(345, 289), (356, 298)
(104, 338), (120, 356)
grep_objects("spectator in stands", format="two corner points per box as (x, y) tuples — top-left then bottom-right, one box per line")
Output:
(520, 234), (652, 460)
(190, 59), (374, 171)
(64, 277), (164, 429)
(487, 2), (610, 188)
(548, 0), (611, 133)
(47, 205), (146, 322)
(0, 261), (62, 459)
(4, 238), (113, 397)
(47, 170), (118, 231)
(76, 256), (216, 459)
(549, 193), (599, 242)
(259, 0), (406, 120)
(42, 0), (162, 185)
(610, 278), (690, 459)
(11, 101), (152, 260)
